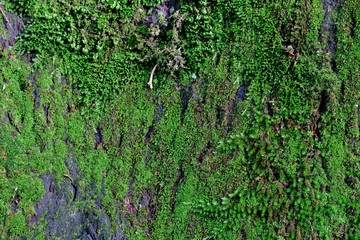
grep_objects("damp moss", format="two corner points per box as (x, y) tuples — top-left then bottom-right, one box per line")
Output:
(0, 0), (359, 239)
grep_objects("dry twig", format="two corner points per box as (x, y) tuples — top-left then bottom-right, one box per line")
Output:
(148, 64), (158, 89)
(0, 5), (12, 29)
(63, 174), (74, 183)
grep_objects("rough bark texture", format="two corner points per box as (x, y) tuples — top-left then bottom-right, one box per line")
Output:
(0, 1), (359, 239)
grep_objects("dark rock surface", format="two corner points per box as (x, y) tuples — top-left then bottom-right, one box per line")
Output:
(32, 155), (126, 239)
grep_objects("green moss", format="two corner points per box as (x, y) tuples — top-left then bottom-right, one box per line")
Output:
(4, 211), (27, 238)
(0, 0), (359, 239)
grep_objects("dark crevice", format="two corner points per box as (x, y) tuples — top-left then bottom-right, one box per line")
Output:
(266, 101), (274, 117)
(71, 182), (78, 202)
(272, 167), (280, 181)
(340, 81), (345, 102)
(33, 87), (41, 108)
(145, 103), (165, 164)
(60, 75), (69, 85)
(197, 149), (206, 163)
(38, 138), (45, 153)
(66, 101), (73, 114)
(64, 157), (81, 202)
(235, 85), (247, 102)
(62, 174), (78, 202)
(349, 14), (355, 38)
(154, 102), (165, 124)
(223, 86), (248, 134)
(314, 90), (328, 139)
(7, 111), (20, 133)
(180, 85), (193, 123)
(137, 190), (155, 223)
(144, 125), (155, 145)
(318, 90), (328, 115)
(118, 133), (124, 149)
(170, 163), (185, 213)
(321, 0), (340, 72)
(197, 141), (211, 163)
(94, 126), (102, 149)
(345, 175), (359, 188)
(144, 103), (164, 145)
(215, 106), (224, 127)
(28, 51), (37, 63)
(29, 74), (41, 109)
(280, 24), (287, 41)
(43, 103), (50, 125)
(85, 217), (98, 240)
(330, 58), (337, 72)
(349, 28), (354, 38)
(10, 194), (21, 213)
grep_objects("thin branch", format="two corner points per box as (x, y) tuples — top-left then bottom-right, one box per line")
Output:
(0, 5), (12, 29)
(148, 64), (158, 89)
(63, 174), (74, 183)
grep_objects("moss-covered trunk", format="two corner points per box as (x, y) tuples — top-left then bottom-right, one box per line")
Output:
(0, 1), (359, 239)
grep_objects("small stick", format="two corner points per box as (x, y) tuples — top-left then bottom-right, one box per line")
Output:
(0, 5), (12, 29)
(63, 174), (73, 183)
(148, 64), (158, 89)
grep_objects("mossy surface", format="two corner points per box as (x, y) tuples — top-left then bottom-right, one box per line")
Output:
(0, 0), (359, 239)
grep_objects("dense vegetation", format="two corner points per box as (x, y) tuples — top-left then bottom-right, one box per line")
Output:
(0, 0), (359, 239)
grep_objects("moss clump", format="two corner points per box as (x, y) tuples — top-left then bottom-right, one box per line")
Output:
(0, 0), (359, 239)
